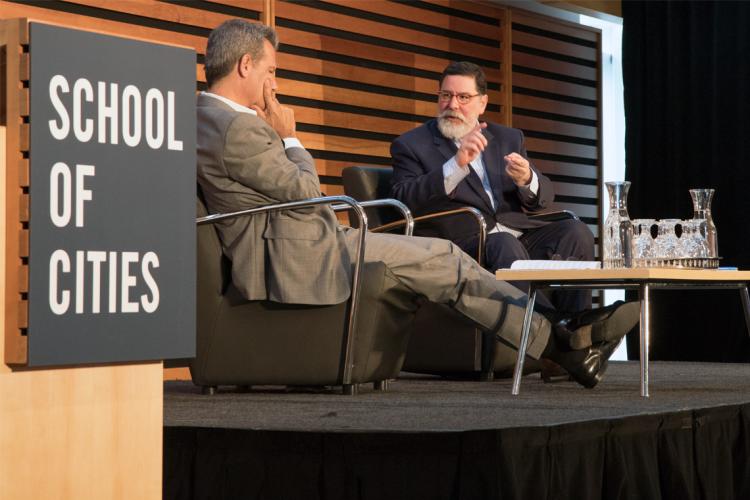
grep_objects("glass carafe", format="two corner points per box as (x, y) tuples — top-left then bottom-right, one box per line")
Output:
(603, 181), (634, 268)
(689, 188), (718, 258)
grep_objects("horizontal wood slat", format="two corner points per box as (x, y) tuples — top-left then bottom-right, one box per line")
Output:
(18, 88), (28, 117)
(277, 78), (436, 117)
(423, 0), (506, 20)
(319, 183), (345, 197)
(276, 52), (502, 103)
(276, 26), (478, 77)
(278, 52), (439, 95)
(276, 1), (500, 62)
(17, 298), (28, 328)
(18, 158), (29, 187)
(512, 72), (597, 101)
(512, 9), (598, 42)
(514, 115), (597, 141)
(314, 159), (384, 177)
(293, 106), (423, 137)
(512, 30), (597, 61)
(525, 137), (597, 160)
(552, 202), (597, 219)
(512, 51), (597, 81)
(18, 229), (28, 257)
(532, 158), (597, 179)
(19, 123), (28, 152)
(276, 26), (503, 81)
(513, 93), (597, 121)
(19, 52), (29, 80)
(325, 0), (502, 40)
(297, 131), (391, 159)
(18, 266), (28, 294)
(551, 182), (597, 199)
(62, 0), (242, 29)
(0, 1), (211, 52)
(206, 0), (264, 10)
(19, 193), (29, 222)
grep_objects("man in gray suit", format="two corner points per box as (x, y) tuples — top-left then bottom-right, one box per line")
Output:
(196, 19), (638, 389)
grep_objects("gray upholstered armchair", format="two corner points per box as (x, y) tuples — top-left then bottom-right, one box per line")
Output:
(193, 189), (416, 395)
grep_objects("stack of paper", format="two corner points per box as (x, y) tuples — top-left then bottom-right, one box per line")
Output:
(509, 260), (602, 270)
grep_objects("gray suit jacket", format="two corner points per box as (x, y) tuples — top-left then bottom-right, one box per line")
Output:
(197, 94), (351, 304)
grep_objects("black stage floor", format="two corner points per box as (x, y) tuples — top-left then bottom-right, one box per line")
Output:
(164, 361), (750, 499)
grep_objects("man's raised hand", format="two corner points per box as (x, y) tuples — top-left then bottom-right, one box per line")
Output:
(455, 122), (488, 168)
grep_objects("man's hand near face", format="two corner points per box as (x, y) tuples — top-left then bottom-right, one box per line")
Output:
(455, 122), (488, 168)
(250, 79), (296, 138)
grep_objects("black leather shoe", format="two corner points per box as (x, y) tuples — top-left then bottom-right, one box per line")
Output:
(552, 339), (621, 388)
(554, 301), (640, 350)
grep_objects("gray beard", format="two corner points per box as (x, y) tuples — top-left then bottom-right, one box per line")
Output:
(437, 116), (474, 141)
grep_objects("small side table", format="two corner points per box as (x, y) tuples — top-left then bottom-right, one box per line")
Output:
(495, 268), (750, 397)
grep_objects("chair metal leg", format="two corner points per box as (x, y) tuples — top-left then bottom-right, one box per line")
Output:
(480, 329), (496, 381)
(201, 385), (217, 395)
(512, 288), (538, 395)
(639, 283), (650, 398)
(342, 383), (359, 395)
(740, 286), (750, 338)
(373, 380), (389, 392)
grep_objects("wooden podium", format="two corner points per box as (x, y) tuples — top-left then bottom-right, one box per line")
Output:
(0, 20), (164, 499)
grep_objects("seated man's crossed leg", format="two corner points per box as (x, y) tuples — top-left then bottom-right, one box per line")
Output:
(348, 230), (638, 389)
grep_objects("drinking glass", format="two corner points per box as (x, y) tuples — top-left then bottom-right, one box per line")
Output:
(632, 219), (656, 266)
(655, 219), (681, 259)
(680, 220), (709, 259)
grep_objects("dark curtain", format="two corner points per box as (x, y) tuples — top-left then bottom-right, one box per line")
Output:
(164, 404), (750, 500)
(622, 0), (750, 361)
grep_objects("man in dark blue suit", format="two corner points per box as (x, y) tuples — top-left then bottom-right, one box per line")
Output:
(391, 61), (594, 313)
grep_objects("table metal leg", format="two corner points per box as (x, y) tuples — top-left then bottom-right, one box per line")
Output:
(638, 283), (650, 397)
(741, 286), (750, 338)
(511, 287), (538, 396)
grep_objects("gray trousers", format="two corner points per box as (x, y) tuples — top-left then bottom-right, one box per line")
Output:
(346, 230), (551, 359)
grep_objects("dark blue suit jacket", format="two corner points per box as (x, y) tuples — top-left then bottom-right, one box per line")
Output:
(390, 119), (554, 248)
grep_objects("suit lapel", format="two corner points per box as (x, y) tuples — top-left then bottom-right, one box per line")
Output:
(430, 121), (495, 214)
(482, 127), (506, 213)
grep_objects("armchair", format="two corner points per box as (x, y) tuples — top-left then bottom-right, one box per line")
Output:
(193, 189), (416, 395)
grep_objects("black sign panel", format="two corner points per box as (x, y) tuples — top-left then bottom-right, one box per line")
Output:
(28, 23), (195, 366)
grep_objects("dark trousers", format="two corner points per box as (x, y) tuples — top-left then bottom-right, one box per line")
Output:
(462, 218), (595, 313)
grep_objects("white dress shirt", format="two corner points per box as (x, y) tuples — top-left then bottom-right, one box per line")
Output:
(442, 143), (538, 238)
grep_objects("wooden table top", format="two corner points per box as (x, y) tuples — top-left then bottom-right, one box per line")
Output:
(495, 268), (750, 282)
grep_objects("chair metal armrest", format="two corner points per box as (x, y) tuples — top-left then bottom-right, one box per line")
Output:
(197, 195), (367, 387)
(409, 207), (487, 267)
(527, 209), (579, 222)
(333, 198), (414, 236)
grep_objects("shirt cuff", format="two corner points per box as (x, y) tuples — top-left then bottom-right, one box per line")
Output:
(443, 156), (470, 194)
(518, 170), (539, 197)
(282, 137), (304, 150)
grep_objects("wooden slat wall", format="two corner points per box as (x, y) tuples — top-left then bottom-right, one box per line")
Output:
(0, 0), (266, 87)
(273, 0), (510, 196)
(509, 8), (602, 245)
(0, 1), (602, 242)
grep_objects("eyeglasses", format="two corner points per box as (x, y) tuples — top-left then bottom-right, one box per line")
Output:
(436, 91), (481, 105)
